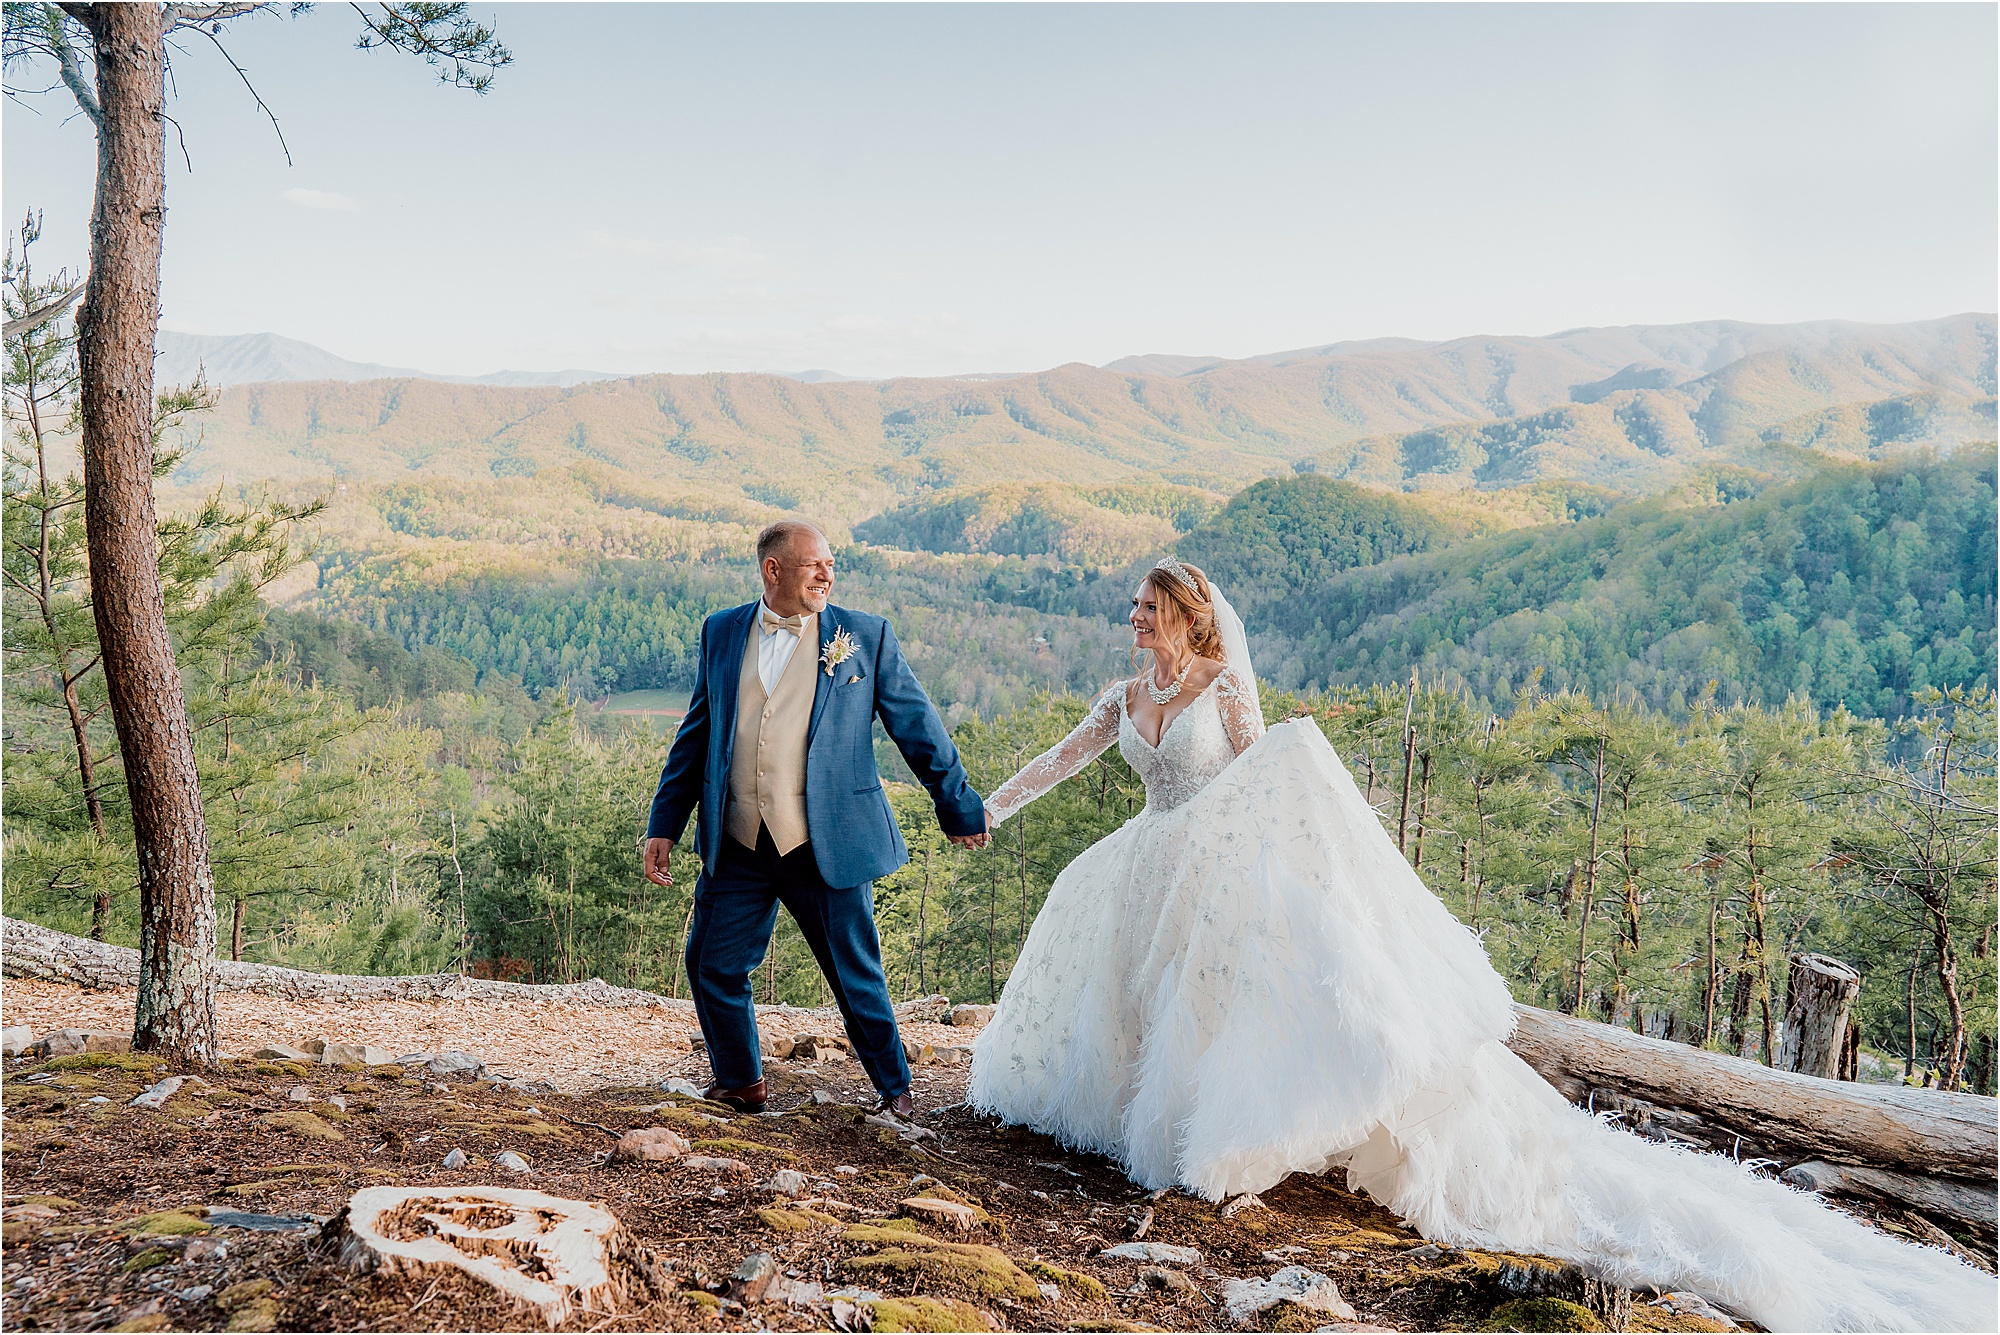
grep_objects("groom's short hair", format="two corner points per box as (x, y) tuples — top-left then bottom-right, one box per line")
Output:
(757, 519), (825, 567)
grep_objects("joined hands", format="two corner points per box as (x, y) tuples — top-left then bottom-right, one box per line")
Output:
(646, 818), (990, 884)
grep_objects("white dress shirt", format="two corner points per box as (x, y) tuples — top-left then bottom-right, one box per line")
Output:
(756, 600), (814, 694)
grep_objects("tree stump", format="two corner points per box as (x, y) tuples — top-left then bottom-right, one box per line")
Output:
(1777, 953), (1861, 1079)
(327, 1186), (670, 1326)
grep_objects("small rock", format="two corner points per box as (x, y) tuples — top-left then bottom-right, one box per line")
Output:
(321, 1041), (395, 1067)
(482, 1074), (557, 1094)
(947, 1003), (996, 1029)
(931, 1045), (972, 1067)
(764, 1276), (825, 1306)
(764, 1169), (809, 1198)
(1140, 1265), (1198, 1294)
(811, 1089), (840, 1105)
(176, 1284), (214, 1303)
(612, 1127), (692, 1163)
(252, 1045), (314, 1062)
(1403, 1243), (1445, 1261)
(900, 1197), (980, 1231)
(1101, 1242), (1203, 1266)
(493, 1150), (532, 1174)
(1656, 1291), (1743, 1331)
(326, 1095), (347, 1111)
(865, 1112), (938, 1143)
(287, 1086), (314, 1103)
(440, 1147), (468, 1170)
(833, 1164), (860, 1176)
(130, 1076), (192, 1110)
(684, 1155), (753, 1174)
(1222, 1267), (1355, 1327)
(1038, 1282), (1062, 1302)
(3, 1205), (60, 1226)
(182, 1238), (229, 1262)
(1, 1026), (33, 1057)
(659, 1077), (706, 1099)
(201, 1211), (316, 1234)
(296, 1037), (328, 1055)
(85, 1094), (110, 1105)
(30, 1028), (129, 1058)
(422, 1051), (488, 1079)
(732, 1250), (781, 1302)
(762, 1031), (798, 1061)
(901, 1038), (936, 1065)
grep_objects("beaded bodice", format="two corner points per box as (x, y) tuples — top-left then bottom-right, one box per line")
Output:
(985, 667), (1263, 824)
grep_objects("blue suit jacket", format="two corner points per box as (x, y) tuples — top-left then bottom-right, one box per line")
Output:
(646, 600), (987, 887)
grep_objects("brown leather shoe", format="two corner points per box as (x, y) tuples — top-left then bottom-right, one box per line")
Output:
(878, 1091), (916, 1119)
(704, 1078), (768, 1114)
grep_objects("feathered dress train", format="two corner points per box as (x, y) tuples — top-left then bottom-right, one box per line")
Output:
(968, 680), (1997, 1334)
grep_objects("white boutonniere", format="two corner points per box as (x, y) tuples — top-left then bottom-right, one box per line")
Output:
(820, 627), (858, 676)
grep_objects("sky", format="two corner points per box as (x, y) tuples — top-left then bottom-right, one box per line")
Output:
(4, 3), (1995, 380)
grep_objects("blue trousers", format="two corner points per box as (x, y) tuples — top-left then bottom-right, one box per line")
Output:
(685, 828), (911, 1100)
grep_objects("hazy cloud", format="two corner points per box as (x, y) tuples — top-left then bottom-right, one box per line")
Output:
(282, 188), (358, 212)
(583, 230), (777, 276)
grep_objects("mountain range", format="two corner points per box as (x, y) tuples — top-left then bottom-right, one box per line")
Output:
(154, 331), (907, 391)
(157, 315), (1995, 526)
(154, 331), (624, 389)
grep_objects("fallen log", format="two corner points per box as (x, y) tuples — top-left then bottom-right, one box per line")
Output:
(1508, 1004), (1997, 1182)
(1779, 1160), (1996, 1231)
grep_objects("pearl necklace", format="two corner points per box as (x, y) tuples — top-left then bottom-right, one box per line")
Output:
(1147, 657), (1193, 705)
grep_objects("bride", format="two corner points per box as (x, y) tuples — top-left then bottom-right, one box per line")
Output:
(967, 555), (1995, 1333)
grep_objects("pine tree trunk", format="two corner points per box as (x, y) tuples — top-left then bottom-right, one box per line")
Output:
(76, 2), (217, 1067)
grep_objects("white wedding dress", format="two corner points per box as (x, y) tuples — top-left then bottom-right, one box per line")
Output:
(968, 663), (1997, 1333)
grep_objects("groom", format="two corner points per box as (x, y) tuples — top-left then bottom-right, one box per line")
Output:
(643, 520), (990, 1116)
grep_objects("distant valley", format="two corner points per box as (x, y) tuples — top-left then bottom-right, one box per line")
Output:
(132, 313), (1996, 726)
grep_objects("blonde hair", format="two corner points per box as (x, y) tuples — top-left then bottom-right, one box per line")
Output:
(1135, 559), (1225, 667)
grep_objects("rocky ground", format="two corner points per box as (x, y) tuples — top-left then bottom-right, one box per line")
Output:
(0, 989), (1754, 1334)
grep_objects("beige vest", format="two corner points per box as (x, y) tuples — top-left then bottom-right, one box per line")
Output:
(726, 616), (818, 853)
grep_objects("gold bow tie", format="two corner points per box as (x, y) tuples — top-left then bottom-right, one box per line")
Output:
(762, 611), (805, 636)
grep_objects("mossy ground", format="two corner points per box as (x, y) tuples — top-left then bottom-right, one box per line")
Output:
(1478, 1297), (1606, 1332)
(0, 1044), (1824, 1333)
(865, 1294), (998, 1331)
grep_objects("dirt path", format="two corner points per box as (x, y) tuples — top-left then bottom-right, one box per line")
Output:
(0, 981), (969, 1095)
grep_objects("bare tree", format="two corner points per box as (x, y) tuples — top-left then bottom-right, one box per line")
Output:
(3, 1), (509, 1065)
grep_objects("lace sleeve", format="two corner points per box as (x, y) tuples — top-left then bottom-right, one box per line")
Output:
(985, 682), (1126, 826)
(1214, 665), (1265, 755)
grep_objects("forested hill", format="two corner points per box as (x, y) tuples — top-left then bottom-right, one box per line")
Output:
(1227, 452), (1996, 717)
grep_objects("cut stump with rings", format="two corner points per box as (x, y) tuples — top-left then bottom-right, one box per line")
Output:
(328, 1185), (671, 1326)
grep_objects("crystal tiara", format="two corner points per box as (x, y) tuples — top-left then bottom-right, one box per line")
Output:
(1152, 555), (1201, 596)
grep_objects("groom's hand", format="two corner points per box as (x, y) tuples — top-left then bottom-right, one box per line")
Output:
(644, 837), (676, 886)
(947, 814), (991, 850)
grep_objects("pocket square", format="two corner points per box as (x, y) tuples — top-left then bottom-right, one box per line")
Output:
(845, 672), (862, 685)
